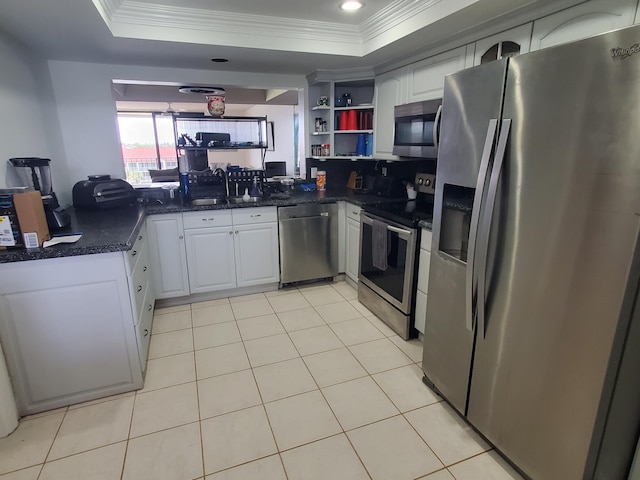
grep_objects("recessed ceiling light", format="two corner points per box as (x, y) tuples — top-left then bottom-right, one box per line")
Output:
(211, 58), (229, 63)
(340, 1), (363, 11)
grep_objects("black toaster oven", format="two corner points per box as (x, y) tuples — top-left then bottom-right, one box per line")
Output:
(72, 175), (135, 209)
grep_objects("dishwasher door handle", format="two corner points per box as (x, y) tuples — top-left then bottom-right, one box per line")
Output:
(283, 213), (328, 220)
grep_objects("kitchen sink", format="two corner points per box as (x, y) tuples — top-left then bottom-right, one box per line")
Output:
(191, 198), (225, 206)
(227, 196), (262, 204)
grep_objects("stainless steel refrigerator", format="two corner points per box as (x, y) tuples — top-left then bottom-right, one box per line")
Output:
(422, 25), (640, 480)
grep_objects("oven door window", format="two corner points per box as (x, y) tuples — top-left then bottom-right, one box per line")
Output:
(360, 221), (411, 306)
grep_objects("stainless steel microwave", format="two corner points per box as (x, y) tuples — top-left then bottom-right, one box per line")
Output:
(393, 99), (442, 159)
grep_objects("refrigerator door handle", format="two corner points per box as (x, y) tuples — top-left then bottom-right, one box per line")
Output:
(476, 118), (512, 338)
(465, 118), (499, 332)
(433, 104), (443, 153)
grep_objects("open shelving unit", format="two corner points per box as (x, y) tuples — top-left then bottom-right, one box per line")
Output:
(307, 78), (375, 161)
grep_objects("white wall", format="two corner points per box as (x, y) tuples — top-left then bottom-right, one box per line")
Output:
(47, 60), (306, 186)
(245, 105), (296, 174)
(0, 31), (71, 205)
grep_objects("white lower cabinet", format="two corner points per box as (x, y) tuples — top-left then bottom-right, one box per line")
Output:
(0, 253), (144, 415)
(146, 213), (189, 299)
(414, 229), (432, 334)
(345, 204), (361, 283)
(182, 207), (279, 295)
(234, 222), (280, 287)
(124, 223), (155, 373)
(185, 226), (236, 293)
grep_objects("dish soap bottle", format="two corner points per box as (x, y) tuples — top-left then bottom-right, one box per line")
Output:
(242, 188), (250, 202)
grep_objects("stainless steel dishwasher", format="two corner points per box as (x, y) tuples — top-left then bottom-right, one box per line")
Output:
(278, 203), (338, 284)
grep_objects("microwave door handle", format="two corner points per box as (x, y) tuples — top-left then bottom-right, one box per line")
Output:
(476, 118), (512, 339)
(465, 118), (498, 333)
(433, 104), (443, 152)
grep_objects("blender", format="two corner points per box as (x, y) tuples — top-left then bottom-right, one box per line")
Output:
(9, 158), (70, 230)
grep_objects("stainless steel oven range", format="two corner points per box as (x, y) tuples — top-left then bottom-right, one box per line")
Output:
(358, 175), (434, 340)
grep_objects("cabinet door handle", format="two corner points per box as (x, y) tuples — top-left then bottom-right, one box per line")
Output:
(136, 285), (142, 293)
(143, 266), (148, 272)
(131, 250), (137, 257)
(147, 304), (153, 311)
(229, 231), (233, 235)
(143, 329), (149, 337)
(179, 235), (184, 240)
(138, 235), (143, 241)
(235, 230), (239, 234)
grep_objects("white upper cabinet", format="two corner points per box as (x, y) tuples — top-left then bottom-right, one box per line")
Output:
(473, 23), (533, 65)
(406, 45), (474, 102)
(373, 69), (404, 160)
(531, 0), (637, 51)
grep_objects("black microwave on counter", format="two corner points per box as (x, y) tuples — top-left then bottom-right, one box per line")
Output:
(393, 98), (442, 159)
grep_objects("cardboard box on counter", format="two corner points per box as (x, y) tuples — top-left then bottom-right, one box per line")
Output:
(13, 191), (50, 248)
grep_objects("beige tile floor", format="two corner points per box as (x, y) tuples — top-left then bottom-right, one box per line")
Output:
(0, 281), (525, 480)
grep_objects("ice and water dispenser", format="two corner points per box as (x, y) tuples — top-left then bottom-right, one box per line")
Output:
(439, 184), (474, 262)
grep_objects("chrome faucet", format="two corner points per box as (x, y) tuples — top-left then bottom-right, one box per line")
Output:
(213, 168), (229, 198)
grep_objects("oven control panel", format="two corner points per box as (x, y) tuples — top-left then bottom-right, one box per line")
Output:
(414, 173), (436, 194)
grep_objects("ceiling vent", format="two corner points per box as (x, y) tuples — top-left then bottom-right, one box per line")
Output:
(178, 86), (226, 95)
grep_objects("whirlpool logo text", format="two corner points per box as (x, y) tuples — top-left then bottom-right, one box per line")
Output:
(611, 43), (640, 60)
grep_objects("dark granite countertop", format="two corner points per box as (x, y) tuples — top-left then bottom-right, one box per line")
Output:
(144, 188), (404, 215)
(0, 206), (146, 264)
(0, 189), (413, 264)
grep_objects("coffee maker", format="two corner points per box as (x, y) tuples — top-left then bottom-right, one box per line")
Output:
(9, 158), (71, 230)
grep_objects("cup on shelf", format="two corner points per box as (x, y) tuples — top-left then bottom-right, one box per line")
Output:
(347, 110), (357, 130)
(356, 134), (366, 156)
(366, 133), (373, 156)
(340, 111), (348, 130)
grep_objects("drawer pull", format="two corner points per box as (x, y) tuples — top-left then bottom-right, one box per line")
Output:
(143, 329), (149, 337)
(137, 285), (142, 293)
(250, 214), (261, 218)
(131, 250), (137, 257)
(143, 266), (148, 272)
(202, 218), (215, 222)
(147, 304), (153, 311)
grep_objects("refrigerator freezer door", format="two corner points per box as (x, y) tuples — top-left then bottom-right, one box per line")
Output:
(467, 26), (640, 480)
(422, 59), (508, 414)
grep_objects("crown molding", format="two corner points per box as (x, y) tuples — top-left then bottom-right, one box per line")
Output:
(307, 67), (375, 84)
(92, 0), (124, 27)
(360, 0), (444, 41)
(101, 0), (364, 56)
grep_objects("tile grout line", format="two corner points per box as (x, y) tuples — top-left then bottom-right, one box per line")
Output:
(229, 297), (284, 479)
(190, 307), (208, 480)
(118, 383), (138, 480)
(37, 404), (69, 478)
